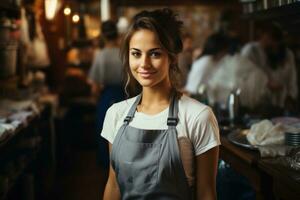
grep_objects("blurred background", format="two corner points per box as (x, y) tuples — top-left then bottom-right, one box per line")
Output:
(0, 0), (300, 200)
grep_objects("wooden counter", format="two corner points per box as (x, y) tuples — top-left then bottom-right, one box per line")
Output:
(0, 99), (55, 200)
(220, 132), (300, 200)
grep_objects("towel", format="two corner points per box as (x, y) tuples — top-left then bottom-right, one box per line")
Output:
(246, 119), (300, 157)
(246, 119), (285, 146)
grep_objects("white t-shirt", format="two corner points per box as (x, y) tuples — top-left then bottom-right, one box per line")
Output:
(241, 42), (298, 107)
(184, 55), (220, 94)
(208, 54), (268, 109)
(88, 47), (123, 86)
(101, 94), (220, 186)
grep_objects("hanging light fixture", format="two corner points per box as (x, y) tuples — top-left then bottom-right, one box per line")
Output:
(45, 0), (58, 20)
(101, 0), (110, 21)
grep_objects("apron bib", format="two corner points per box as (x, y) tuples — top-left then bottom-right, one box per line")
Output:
(111, 93), (192, 199)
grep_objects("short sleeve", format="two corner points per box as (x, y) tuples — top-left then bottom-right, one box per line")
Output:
(101, 105), (117, 144)
(190, 107), (220, 156)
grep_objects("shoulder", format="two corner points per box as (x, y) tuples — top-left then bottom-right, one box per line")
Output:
(241, 42), (259, 53)
(101, 96), (137, 143)
(103, 47), (120, 55)
(178, 95), (214, 122)
(106, 96), (137, 119)
(193, 56), (213, 67)
(178, 95), (220, 155)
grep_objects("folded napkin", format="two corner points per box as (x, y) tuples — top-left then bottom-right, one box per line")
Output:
(247, 119), (285, 146)
(246, 119), (300, 157)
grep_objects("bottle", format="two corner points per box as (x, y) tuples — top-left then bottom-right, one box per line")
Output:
(227, 88), (241, 125)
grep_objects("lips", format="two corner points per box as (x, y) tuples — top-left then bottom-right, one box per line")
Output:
(138, 70), (156, 78)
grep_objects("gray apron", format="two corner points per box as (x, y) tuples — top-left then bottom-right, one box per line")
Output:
(111, 94), (192, 199)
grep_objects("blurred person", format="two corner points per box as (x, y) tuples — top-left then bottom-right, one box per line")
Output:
(178, 33), (194, 87)
(184, 32), (229, 97)
(219, 9), (242, 55)
(241, 22), (298, 110)
(102, 8), (220, 199)
(88, 20), (125, 169)
(207, 53), (268, 110)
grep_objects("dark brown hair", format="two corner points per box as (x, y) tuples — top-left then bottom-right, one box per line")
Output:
(120, 8), (184, 97)
(101, 20), (118, 41)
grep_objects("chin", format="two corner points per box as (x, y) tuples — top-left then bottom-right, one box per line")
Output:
(137, 79), (157, 88)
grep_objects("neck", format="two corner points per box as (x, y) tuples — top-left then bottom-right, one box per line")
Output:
(142, 88), (172, 104)
(138, 84), (173, 115)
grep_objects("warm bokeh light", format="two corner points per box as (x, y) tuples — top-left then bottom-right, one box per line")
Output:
(45, 0), (58, 20)
(72, 14), (80, 23)
(64, 7), (71, 16)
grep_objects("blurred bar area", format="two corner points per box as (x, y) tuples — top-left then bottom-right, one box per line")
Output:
(0, 0), (300, 200)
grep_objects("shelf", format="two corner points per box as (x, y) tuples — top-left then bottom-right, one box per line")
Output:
(0, 2), (20, 18)
(242, 2), (300, 20)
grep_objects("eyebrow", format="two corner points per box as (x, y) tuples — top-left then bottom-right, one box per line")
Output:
(129, 48), (162, 52)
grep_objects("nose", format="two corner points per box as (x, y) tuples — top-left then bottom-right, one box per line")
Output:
(140, 54), (151, 69)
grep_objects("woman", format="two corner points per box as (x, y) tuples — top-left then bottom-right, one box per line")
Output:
(101, 9), (220, 199)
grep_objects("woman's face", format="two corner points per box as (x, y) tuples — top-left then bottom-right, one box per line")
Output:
(129, 29), (171, 89)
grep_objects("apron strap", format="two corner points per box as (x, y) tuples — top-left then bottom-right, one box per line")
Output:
(123, 94), (142, 124)
(167, 92), (179, 127)
(123, 92), (179, 127)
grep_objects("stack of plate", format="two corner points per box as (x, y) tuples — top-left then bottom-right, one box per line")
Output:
(285, 132), (300, 146)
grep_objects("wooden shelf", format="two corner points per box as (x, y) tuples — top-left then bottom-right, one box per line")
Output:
(0, 2), (20, 18)
(242, 2), (300, 20)
(241, 2), (300, 34)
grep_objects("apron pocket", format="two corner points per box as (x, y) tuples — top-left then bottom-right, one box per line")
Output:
(118, 140), (161, 191)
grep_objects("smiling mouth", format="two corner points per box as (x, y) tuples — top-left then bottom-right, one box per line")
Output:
(138, 71), (156, 78)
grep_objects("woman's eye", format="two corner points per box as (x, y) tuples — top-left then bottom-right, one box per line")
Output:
(131, 51), (141, 57)
(150, 51), (161, 58)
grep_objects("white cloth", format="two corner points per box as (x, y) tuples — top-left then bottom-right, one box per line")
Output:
(208, 54), (268, 108)
(241, 42), (298, 107)
(258, 145), (291, 158)
(246, 119), (288, 157)
(101, 95), (220, 186)
(88, 47), (123, 86)
(246, 119), (285, 146)
(184, 56), (220, 94)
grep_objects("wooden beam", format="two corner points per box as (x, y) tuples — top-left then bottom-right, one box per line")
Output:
(112, 0), (238, 7)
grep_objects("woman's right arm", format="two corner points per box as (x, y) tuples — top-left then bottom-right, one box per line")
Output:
(103, 143), (120, 200)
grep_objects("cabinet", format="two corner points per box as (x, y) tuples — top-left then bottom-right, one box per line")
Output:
(0, 1), (20, 18)
(0, 102), (55, 200)
(241, 1), (300, 34)
(0, 0), (21, 85)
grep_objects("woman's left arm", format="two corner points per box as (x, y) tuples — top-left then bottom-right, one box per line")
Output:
(195, 146), (219, 200)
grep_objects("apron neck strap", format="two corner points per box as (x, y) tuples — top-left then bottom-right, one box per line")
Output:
(167, 92), (179, 127)
(124, 94), (142, 124)
(123, 92), (179, 127)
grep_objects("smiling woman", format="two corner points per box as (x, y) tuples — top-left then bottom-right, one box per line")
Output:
(120, 9), (184, 97)
(129, 29), (171, 89)
(101, 8), (220, 200)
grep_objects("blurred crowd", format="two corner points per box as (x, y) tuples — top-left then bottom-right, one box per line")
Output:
(62, 10), (298, 120)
